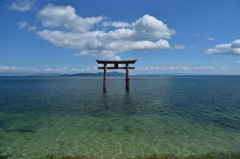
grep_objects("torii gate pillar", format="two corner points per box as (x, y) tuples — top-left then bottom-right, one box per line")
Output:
(96, 60), (137, 91)
(103, 63), (107, 91)
(126, 64), (130, 91)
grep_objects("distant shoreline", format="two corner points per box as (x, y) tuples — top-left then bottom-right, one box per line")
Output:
(1, 72), (240, 77)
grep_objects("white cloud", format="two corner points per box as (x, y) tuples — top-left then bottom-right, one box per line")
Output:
(205, 39), (240, 55)
(112, 22), (130, 28)
(232, 40), (240, 48)
(237, 61), (240, 64)
(8, 0), (35, 11)
(37, 4), (104, 32)
(207, 38), (215, 41)
(28, 25), (37, 31)
(70, 68), (89, 72)
(36, 5), (176, 58)
(72, 68), (93, 72)
(145, 66), (214, 71)
(0, 65), (39, 72)
(101, 21), (111, 27)
(18, 21), (28, 29)
(44, 68), (66, 72)
(194, 34), (201, 37)
(173, 45), (185, 49)
(110, 56), (122, 60)
(138, 65), (240, 75)
(213, 61), (217, 63)
(132, 14), (175, 39)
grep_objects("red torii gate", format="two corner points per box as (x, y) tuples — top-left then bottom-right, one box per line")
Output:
(96, 60), (137, 91)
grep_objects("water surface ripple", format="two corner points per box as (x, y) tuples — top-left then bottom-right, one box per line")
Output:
(0, 76), (240, 159)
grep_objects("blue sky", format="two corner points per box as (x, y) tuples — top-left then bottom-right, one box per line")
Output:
(1, 0), (240, 75)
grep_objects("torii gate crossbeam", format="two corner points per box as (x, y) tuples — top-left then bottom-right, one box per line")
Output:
(96, 60), (137, 91)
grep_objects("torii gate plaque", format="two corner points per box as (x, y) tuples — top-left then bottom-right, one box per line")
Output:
(96, 60), (137, 91)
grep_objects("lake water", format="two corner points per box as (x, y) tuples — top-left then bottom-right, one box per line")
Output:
(0, 76), (240, 159)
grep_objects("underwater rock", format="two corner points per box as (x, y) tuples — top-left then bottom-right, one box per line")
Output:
(0, 155), (12, 159)
(3, 129), (34, 133)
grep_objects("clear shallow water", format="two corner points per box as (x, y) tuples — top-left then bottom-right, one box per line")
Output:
(0, 76), (240, 159)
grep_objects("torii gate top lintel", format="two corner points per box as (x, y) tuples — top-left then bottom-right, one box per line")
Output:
(96, 60), (137, 91)
(96, 60), (137, 64)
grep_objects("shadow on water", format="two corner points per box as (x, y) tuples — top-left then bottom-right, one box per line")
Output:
(0, 155), (12, 159)
(97, 91), (139, 116)
(3, 129), (35, 133)
(94, 91), (136, 117)
(122, 91), (133, 116)
(100, 91), (111, 111)
(209, 116), (240, 130)
(96, 90), (173, 118)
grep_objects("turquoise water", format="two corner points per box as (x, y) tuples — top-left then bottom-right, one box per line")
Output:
(0, 76), (240, 159)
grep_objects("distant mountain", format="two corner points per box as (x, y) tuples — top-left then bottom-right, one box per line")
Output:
(60, 71), (125, 76)
(132, 73), (173, 76)
(0, 72), (62, 76)
(1, 72), (235, 77)
(61, 72), (101, 76)
(30, 73), (62, 76)
(106, 71), (125, 76)
(132, 73), (198, 76)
